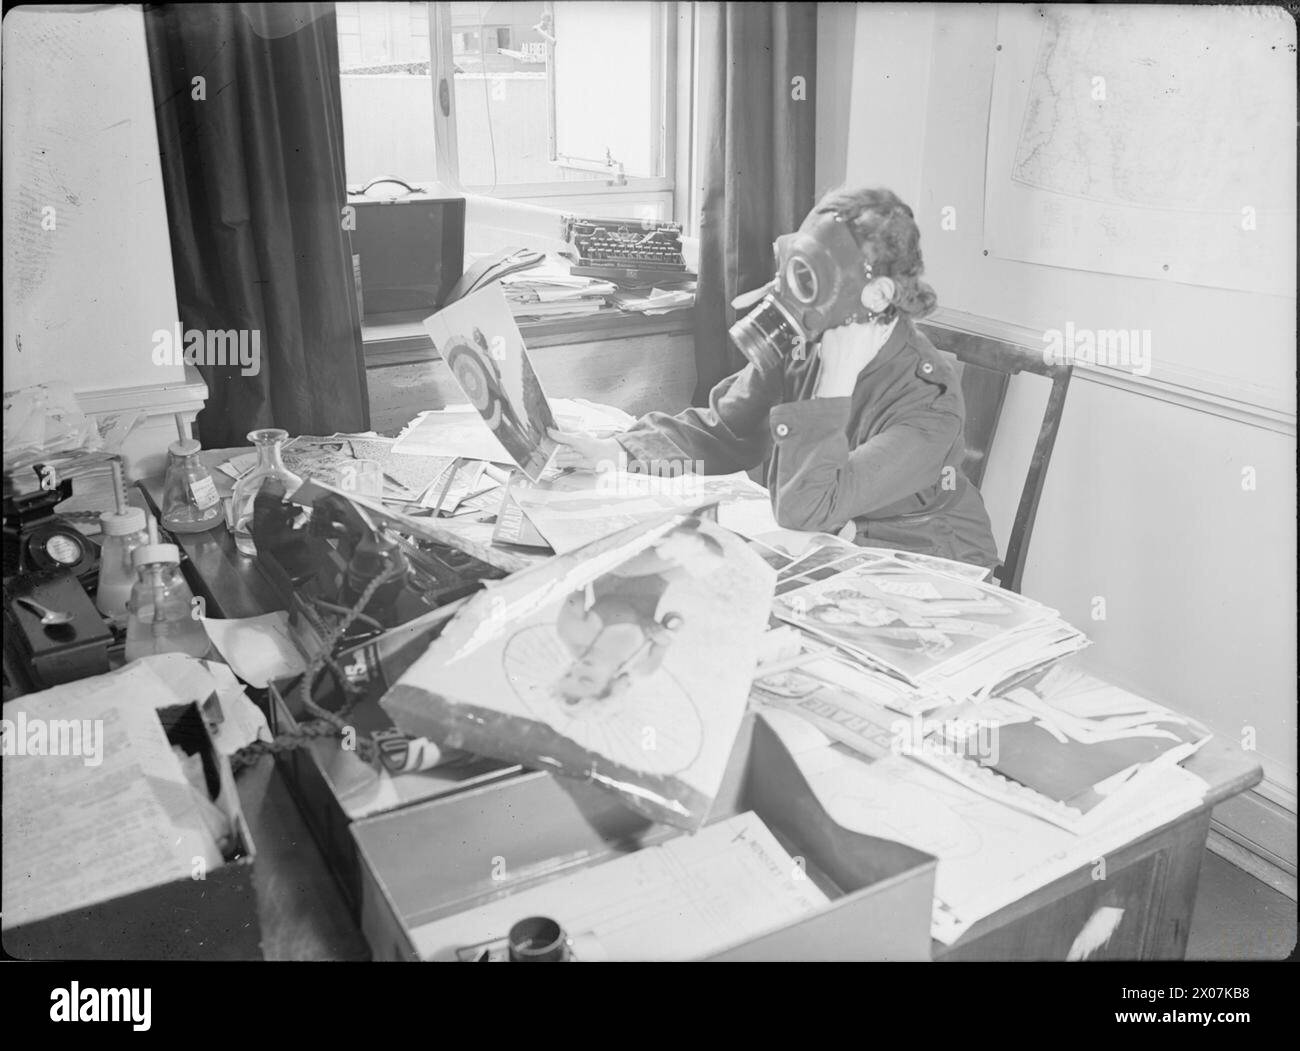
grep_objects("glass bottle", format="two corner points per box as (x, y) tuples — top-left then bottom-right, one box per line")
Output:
(161, 438), (224, 534)
(230, 428), (303, 557)
(95, 506), (150, 625)
(124, 541), (211, 661)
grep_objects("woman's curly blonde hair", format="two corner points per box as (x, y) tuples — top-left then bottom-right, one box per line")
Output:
(820, 186), (938, 318)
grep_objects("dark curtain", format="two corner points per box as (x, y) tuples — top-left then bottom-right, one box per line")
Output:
(144, 3), (368, 448)
(692, 1), (818, 403)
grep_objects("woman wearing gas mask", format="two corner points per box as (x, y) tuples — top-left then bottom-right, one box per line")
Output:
(550, 187), (1000, 569)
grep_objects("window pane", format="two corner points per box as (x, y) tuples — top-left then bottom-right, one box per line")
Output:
(338, 1), (672, 198)
(338, 1), (437, 186)
(452, 1), (664, 189)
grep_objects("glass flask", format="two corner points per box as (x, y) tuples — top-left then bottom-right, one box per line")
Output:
(124, 541), (211, 661)
(161, 438), (224, 533)
(230, 428), (302, 557)
(95, 506), (150, 625)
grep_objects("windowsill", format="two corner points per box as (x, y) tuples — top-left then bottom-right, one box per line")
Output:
(362, 307), (695, 369)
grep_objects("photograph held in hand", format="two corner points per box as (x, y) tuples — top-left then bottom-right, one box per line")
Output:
(423, 283), (559, 481)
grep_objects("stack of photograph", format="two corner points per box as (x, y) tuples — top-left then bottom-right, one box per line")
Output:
(771, 548), (1089, 710)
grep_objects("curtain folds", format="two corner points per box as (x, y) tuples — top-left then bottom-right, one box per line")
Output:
(691, 1), (818, 403)
(144, 3), (368, 448)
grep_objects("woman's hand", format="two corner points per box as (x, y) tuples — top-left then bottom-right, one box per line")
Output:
(549, 429), (627, 472)
(814, 317), (898, 398)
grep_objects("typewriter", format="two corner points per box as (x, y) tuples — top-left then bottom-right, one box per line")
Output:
(563, 216), (695, 286)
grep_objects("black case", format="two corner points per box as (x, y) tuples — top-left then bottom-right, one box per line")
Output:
(347, 185), (466, 320)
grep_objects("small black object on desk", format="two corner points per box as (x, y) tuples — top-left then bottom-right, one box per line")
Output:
(3, 569), (113, 691)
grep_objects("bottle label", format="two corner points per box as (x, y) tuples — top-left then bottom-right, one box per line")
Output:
(189, 475), (221, 510)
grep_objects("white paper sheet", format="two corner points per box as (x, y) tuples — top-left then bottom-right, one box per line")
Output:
(2, 662), (225, 928)
(201, 611), (307, 689)
(513, 469), (767, 554)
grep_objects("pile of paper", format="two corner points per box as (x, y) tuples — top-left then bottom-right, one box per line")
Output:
(1, 656), (261, 930)
(772, 549), (1088, 708)
(217, 431), (508, 514)
(388, 398), (646, 549)
(507, 468), (770, 555)
(906, 661), (1212, 833)
(499, 261), (616, 320)
(758, 708), (1208, 945)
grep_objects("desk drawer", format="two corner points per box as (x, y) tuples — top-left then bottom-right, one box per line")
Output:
(353, 712), (937, 962)
(268, 684), (519, 916)
(936, 810), (1212, 961)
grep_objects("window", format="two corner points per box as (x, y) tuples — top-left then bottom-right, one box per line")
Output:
(338, 2), (692, 225)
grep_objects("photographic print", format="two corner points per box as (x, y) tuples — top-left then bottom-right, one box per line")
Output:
(422, 283), (558, 481)
(381, 511), (776, 829)
(773, 557), (1042, 683)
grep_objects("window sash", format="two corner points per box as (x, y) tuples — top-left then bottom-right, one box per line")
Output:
(425, 1), (690, 217)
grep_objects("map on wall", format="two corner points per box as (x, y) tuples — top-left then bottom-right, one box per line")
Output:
(984, 5), (1295, 297)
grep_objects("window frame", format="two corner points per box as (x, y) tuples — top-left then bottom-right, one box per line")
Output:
(427, 1), (690, 220)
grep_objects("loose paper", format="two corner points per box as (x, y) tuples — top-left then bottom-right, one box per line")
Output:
(2, 661), (226, 928)
(201, 610), (308, 690)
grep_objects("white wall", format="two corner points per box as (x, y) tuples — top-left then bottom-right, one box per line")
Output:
(819, 3), (1297, 862)
(2, 5), (205, 477)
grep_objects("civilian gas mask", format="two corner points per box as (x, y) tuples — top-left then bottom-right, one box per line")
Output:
(729, 206), (895, 367)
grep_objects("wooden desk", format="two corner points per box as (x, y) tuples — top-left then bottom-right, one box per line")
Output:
(934, 737), (1260, 959)
(140, 470), (1262, 961)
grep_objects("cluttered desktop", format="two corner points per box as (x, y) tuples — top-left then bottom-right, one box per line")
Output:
(1, 265), (1259, 962)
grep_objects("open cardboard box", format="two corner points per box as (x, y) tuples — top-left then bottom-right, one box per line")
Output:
(4, 701), (260, 960)
(352, 710), (938, 961)
(269, 603), (520, 914)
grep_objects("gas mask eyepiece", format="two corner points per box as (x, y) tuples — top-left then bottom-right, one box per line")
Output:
(728, 207), (894, 368)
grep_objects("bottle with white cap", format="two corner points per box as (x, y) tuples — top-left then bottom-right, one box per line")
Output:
(95, 506), (150, 625)
(123, 517), (210, 662)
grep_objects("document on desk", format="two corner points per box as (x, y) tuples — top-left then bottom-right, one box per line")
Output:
(201, 610), (308, 690)
(492, 487), (551, 548)
(392, 406), (515, 464)
(758, 709), (1207, 944)
(2, 661), (225, 929)
(345, 437), (456, 501)
(750, 657), (903, 760)
(410, 811), (829, 961)
(512, 469), (767, 555)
